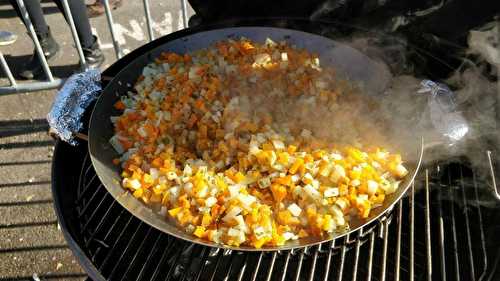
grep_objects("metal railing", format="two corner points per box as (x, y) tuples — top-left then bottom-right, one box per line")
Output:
(0, 0), (188, 95)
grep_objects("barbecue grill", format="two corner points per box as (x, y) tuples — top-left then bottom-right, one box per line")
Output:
(52, 140), (500, 281)
(50, 14), (500, 281)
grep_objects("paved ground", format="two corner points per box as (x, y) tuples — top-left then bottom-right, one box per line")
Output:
(0, 0), (193, 280)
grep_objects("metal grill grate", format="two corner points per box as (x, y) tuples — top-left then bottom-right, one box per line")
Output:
(69, 151), (500, 281)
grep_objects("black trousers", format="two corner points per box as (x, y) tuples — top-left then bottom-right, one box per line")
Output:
(10, 0), (94, 49)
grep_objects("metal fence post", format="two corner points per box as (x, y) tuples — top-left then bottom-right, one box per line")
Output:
(143, 0), (155, 41)
(0, 52), (17, 87)
(60, 0), (87, 69)
(102, 0), (122, 59)
(181, 0), (188, 28)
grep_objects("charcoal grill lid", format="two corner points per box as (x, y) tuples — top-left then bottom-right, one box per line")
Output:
(88, 26), (423, 251)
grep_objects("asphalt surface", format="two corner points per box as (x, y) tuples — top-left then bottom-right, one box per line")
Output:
(0, 0), (193, 280)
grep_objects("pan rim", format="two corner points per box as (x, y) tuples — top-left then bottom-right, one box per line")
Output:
(88, 26), (424, 251)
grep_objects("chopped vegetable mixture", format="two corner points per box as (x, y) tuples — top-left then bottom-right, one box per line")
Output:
(110, 38), (408, 248)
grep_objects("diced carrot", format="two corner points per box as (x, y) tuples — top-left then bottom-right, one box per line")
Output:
(114, 100), (125, 110)
(270, 184), (287, 202)
(274, 176), (291, 186)
(187, 114), (198, 129)
(289, 158), (304, 174)
(287, 145), (297, 154)
(119, 139), (134, 150)
(193, 226), (206, 238)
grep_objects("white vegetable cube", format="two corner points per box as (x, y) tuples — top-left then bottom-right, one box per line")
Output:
(205, 197), (217, 207)
(228, 184), (242, 197)
(272, 139), (285, 150)
(253, 53), (271, 66)
(311, 180), (320, 189)
(183, 182), (193, 193)
(358, 194), (369, 201)
(335, 198), (348, 211)
(300, 129), (312, 138)
(129, 179), (141, 190)
(234, 215), (249, 233)
(304, 184), (320, 198)
(265, 38), (277, 47)
(137, 126), (147, 137)
(163, 111), (172, 121)
(223, 206), (242, 222)
(367, 180), (378, 195)
(197, 186), (208, 198)
(183, 165), (193, 177)
(269, 151), (277, 166)
(258, 177), (271, 189)
(227, 228), (246, 244)
(169, 186), (180, 201)
(324, 187), (339, 198)
(227, 228), (241, 237)
(109, 135), (124, 154)
(376, 151), (388, 160)
(167, 172), (178, 180)
(283, 232), (298, 240)
(330, 165), (346, 182)
(149, 168), (159, 180)
(110, 116), (119, 123)
(395, 164), (408, 177)
(159, 206), (167, 216)
(302, 173), (314, 184)
(319, 164), (331, 177)
(237, 194), (256, 210)
(330, 153), (343, 160)
(287, 203), (302, 216)
(386, 181), (400, 194)
(253, 226), (268, 240)
(350, 179), (361, 187)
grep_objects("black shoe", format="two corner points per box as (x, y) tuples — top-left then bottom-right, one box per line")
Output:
(19, 29), (59, 80)
(82, 35), (105, 69)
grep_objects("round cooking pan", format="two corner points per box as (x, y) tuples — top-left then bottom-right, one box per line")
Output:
(89, 26), (424, 251)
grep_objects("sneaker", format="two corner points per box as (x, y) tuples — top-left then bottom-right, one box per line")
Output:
(19, 30), (60, 80)
(82, 35), (105, 69)
(86, 0), (123, 18)
(0, 31), (17, 46)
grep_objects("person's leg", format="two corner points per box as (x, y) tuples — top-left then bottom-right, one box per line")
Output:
(10, 0), (50, 37)
(53, 0), (93, 48)
(54, 0), (104, 68)
(9, 0), (60, 79)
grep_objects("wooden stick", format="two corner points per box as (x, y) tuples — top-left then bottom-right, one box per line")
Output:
(74, 132), (89, 141)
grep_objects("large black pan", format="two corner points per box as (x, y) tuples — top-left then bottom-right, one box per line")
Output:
(88, 26), (423, 251)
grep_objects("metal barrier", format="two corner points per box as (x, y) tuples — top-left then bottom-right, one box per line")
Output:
(0, 0), (188, 95)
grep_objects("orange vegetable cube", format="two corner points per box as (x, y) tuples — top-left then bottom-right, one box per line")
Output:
(168, 207), (182, 217)
(287, 145), (297, 154)
(289, 158), (304, 174)
(114, 100), (126, 110)
(270, 184), (287, 202)
(202, 214), (212, 226)
(193, 226), (206, 238)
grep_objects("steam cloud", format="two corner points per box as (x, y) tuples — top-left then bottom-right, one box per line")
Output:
(335, 21), (499, 205)
(245, 21), (498, 202)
